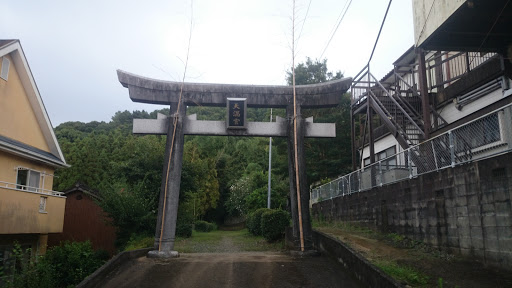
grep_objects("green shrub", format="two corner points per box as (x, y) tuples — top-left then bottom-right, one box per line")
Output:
(261, 209), (290, 242)
(3, 244), (57, 288)
(44, 241), (107, 287)
(246, 208), (271, 236)
(194, 220), (217, 232)
(176, 223), (193, 238)
(3, 241), (107, 288)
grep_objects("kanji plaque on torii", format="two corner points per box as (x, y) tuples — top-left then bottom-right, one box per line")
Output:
(227, 98), (247, 129)
(117, 69), (352, 258)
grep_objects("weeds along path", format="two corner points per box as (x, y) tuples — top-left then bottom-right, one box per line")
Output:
(315, 224), (512, 288)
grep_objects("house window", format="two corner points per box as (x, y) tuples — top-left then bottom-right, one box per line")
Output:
(363, 146), (397, 169)
(16, 168), (41, 192)
(379, 146), (397, 170)
(39, 197), (47, 213)
(455, 114), (501, 151)
(0, 57), (9, 81)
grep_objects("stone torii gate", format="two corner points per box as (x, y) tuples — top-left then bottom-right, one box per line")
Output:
(117, 70), (351, 257)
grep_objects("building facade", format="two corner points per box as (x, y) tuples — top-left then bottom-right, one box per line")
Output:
(310, 0), (512, 269)
(0, 40), (67, 278)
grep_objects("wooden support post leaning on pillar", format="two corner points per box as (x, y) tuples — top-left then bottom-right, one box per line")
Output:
(148, 102), (186, 258)
(286, 104), (313, 251)
(417, 48), (431, 139)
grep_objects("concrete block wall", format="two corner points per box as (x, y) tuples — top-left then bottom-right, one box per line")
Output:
(312, 153), (512, 269)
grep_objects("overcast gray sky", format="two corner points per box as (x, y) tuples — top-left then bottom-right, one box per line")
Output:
(2, 0), (414, 126)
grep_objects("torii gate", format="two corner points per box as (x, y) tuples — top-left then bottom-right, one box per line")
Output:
(117, 70), (352, 257)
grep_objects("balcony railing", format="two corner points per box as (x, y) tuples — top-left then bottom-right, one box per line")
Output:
(0, 181), (65, 197)
(426, 52), (496, 91)
(312, 102), (512, 204)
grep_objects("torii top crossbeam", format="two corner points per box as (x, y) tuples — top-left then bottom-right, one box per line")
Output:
(117, 70), (352, 108)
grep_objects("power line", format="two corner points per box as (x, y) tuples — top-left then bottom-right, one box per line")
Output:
(296, 0), (313, 48)
(319, 0), (353, 60)
(368, 0), (392, 64)
(326, 0), (349, 44)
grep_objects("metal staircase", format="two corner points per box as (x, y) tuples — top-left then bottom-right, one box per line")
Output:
(352, 65), (450, 172)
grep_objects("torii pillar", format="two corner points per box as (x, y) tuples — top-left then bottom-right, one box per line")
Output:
(117, 70), (352, 257)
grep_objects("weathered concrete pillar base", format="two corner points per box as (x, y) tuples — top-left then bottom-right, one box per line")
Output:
(147, 250), (179, 259)
(289, 239), (314, 252)
(289, 249), (320, 257)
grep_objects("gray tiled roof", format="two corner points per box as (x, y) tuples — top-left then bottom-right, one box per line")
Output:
(0, 40), (17, 49)
(0, 134), (65, 165)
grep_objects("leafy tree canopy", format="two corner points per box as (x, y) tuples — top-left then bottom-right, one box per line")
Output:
(286, 57), (343, 85)
(286, 57), (352, 184)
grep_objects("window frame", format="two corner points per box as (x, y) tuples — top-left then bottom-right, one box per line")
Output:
(39, 196), (47, 213)
(363, 145), (397, 169)
(15, 167), (41, 192)
(0, 57), (9, 81)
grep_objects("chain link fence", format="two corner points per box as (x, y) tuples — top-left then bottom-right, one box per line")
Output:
(311, 103), (512, 204)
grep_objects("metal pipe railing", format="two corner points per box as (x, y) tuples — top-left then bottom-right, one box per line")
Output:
(311, 102), (512, 204)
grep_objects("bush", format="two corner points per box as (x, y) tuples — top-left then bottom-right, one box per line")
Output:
(3, 244), (57, 288)
(176, 223), (193, 238)
(194, 220), (217, 232)
(261, 209), (290, 242)
(246, 208), (271, 236)
(44, 241), (107, 287)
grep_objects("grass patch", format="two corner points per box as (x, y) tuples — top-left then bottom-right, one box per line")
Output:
(124, 235), (154, 251)
(374, 259), (429, 286)
(174, 229), (285, 253)
(123, 229), (284, 253)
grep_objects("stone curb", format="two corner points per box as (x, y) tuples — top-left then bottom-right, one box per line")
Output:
(76, 248), (152, 288)
(312, 230), (403, 288)
(286, 227), (403, 288)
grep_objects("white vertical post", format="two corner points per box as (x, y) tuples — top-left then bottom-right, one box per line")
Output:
(267, 108), (273, 209)
(408, 150), (413, 178)
(379, 160), (383, 186)
(432, 141), (438, 170)
(449, 131), (455, 167)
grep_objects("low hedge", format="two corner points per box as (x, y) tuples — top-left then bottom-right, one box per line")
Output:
(247, 208), (271, 236)
(195, 220), (217, 232)
(176, 223), (193, 238)
(261, 209), (290, 242)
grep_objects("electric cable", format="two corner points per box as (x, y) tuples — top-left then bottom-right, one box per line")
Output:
(296, 0), (313, 49)
(319, 0), (353, 60)
(368, 0), (392, 65)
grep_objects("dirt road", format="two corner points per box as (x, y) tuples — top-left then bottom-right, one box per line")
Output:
(98, 252), (363, 288)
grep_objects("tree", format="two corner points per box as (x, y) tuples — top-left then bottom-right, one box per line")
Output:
(286, 57), (343, 85)
(286, 58), (352, 184)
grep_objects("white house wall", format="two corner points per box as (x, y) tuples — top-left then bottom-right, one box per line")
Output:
(360, 134), (399, 167)
(439, 87), (504, 124)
